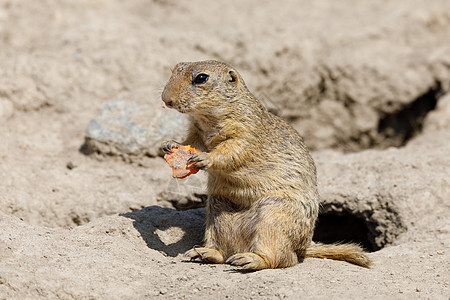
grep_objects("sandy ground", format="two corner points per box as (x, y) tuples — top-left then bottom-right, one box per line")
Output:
(0, 0), (449, 299)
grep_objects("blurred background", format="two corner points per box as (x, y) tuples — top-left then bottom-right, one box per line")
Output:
(1, 0), (449, 152)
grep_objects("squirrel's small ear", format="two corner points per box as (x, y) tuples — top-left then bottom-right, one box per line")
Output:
(227, 69), (238, 83)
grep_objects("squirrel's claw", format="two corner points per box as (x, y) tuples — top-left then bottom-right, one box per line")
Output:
(161, 140), (182, 154)
(188, 152), (210, 170)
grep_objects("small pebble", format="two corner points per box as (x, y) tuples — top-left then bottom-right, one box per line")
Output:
(159, 288), (167, 295)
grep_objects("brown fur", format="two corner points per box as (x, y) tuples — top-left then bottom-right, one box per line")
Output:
(161, 60), (372, 270)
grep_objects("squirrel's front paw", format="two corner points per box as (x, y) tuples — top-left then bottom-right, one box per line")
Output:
(161, 140), (182, 154)
(188, 152), (211, 170)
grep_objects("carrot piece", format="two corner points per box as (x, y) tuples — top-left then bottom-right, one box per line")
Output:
(164, 145), (200, 179)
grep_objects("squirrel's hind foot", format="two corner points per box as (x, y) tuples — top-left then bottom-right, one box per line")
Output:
(184, 247), (225, 264)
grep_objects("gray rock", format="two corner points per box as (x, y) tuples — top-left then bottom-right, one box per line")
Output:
(84, 99), (190, 160)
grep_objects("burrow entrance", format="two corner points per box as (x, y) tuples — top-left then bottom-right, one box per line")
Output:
(376, 81), (442, 148)
(313, 212), (381, 252)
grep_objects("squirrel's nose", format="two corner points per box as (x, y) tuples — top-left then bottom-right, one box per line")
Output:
(164, 99), (173, 107)
(162, 89), (174, 108)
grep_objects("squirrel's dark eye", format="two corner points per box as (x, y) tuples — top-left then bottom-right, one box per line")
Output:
(193, 73), (209, 84)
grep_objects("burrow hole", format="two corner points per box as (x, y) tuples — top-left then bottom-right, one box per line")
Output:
(313, 212), (380, 252)
(377, 81), (442, 147)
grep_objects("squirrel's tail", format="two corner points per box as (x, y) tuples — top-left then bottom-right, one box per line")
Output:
(305, 242), (372, 268)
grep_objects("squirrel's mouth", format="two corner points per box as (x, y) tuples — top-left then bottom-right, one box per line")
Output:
(162, 99), (183, 113)
(176, 107), (187, 113)
(161, 95), (191, 114)
(169, 103), (190, 114)
(174, 101), (192, 114)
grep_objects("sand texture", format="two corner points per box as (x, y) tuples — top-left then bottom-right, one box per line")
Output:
(0, 0), (449, 299)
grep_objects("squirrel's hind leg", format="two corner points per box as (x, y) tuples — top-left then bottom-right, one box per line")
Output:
(226, 196), (306, 270)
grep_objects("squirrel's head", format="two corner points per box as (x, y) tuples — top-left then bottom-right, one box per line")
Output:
(162, 60), (250, 118)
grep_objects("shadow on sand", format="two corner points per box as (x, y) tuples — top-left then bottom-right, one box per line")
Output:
(121, 205), (206, 257)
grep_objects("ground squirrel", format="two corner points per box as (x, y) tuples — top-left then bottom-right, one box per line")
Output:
(162, 60), (371, 270)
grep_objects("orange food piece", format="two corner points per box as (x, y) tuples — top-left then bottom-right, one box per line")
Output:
(164, 145), (200, 179)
